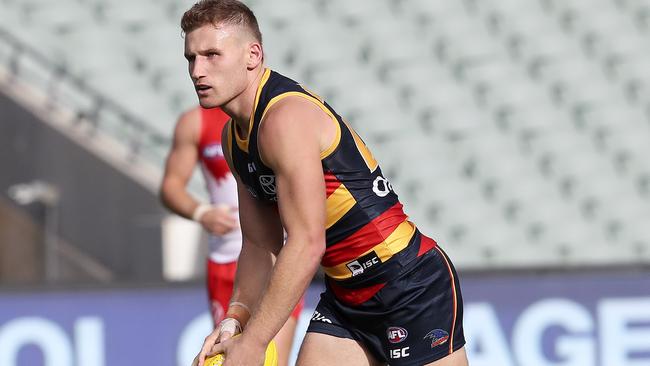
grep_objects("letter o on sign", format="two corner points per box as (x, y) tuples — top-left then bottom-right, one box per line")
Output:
(0, 317), (73, 366)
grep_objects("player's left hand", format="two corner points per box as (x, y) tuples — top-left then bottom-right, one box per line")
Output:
(194, 317), (242, 366)
(209, 334), (266, 366)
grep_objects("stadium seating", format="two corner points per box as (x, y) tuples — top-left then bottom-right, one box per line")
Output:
(1, 0), (649, 270)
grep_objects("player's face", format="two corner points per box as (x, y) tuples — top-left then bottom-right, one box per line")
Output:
(185, 23), (250, 108)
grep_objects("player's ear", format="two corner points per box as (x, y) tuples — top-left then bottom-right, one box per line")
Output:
(246, 41), (263, 70)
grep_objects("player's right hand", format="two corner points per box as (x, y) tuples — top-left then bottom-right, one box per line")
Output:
(199, 205), (238, 236)
(194, 317), (242, 366)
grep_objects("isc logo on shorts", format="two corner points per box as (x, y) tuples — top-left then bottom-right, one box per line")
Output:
(389, 347), (410, 359)
(346, 251), (380, 277)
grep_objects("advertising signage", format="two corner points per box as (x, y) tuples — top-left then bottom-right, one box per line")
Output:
(1, 271), (649, 366)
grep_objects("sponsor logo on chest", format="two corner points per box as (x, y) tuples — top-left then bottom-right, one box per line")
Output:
(258, 175), (276, 195)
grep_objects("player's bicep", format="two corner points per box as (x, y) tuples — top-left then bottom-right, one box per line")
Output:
(163, 112), (200, 184)
(274, 156), (326, 241)
(260, 103), (327, 243)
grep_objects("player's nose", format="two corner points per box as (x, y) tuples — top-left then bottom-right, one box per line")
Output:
(189, 58), (206, 80)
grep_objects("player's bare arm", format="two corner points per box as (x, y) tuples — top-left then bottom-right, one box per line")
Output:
(194, 119), (284, 366)
(195, 180), (282, 366)
(160, 107), (203, 218)
(205, 97), (334, 365)
(219, 119), (286, 323)
(160, 108), (237, 235)
(241, 96), (335, 345)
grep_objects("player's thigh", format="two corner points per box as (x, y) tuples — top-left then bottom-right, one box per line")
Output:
(273, 316), (297, 366)
(296, 332), (382, 366)
(423, 346), (468, 366)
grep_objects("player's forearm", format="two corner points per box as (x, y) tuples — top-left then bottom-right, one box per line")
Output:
(160, 178), (202, 219)
(243, 234), (324, 347)
(227, 239), (275, 324)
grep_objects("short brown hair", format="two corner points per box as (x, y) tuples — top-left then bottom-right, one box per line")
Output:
(181, 0), (262, 43)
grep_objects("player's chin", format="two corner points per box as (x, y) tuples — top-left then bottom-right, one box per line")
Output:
(197, 96), (220, 109)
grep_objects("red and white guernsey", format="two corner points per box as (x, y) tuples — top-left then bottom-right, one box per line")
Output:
(197, 107), (242, 263)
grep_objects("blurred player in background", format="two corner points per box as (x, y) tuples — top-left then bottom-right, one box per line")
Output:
(160, 105), (302, 366)
(182, 0), (468, 365)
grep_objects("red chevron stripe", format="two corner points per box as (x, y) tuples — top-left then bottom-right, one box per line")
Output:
(418, 235), (438, 256)
(321, 202), (407, 267)
(329, 280), (386, 306)
(324, 171), (342, 198)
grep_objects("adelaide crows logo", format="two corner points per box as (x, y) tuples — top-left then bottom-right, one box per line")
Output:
(423, 329), (449, 348)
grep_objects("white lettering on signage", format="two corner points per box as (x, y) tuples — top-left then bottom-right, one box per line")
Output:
(75, 318), (105, 366)
(464, 303), (515, 366)
(0, 316), (104, 366)
(512, 299), (595, 366)
(466, 298), (650, 366)
(599, 298), (650, 366)
(2, 296), (650, 366)
(177, 313), (212, 366)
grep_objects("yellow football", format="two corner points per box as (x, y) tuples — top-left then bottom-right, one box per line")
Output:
(203, 339), (277, 366)
(204, 353), (225, 366)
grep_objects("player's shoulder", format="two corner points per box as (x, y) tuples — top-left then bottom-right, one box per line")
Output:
(262, 94), (328, 131)
(177, 106), (202, 126)
(258, 95), (330, 165)
(173, 106), (202, 141)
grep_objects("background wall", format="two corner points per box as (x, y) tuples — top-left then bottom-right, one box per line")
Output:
(0, 91), (164, 283)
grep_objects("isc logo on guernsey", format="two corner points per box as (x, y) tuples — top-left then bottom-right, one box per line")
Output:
(346, 252), (380, 277)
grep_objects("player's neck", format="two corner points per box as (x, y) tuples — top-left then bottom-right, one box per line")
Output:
(222, 65), (266, 138)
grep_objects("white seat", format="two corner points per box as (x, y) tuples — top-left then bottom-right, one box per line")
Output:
(323, 0), (393, 27)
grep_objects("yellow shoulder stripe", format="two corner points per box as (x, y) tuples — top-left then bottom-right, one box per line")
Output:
(341, 119), (378, 172)
(225, 118), (233, 161)
(235, 67), (271, 153)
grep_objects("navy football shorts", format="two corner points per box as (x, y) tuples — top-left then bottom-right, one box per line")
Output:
(307, 245), (465, 365)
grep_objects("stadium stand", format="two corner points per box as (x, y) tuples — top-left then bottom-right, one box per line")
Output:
(1, 0), (649, 270)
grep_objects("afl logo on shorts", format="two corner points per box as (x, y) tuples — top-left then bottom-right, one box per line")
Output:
(259, 175), (276, 195)
(203, 143), (223, 158)
(387, 327), (408, 344)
